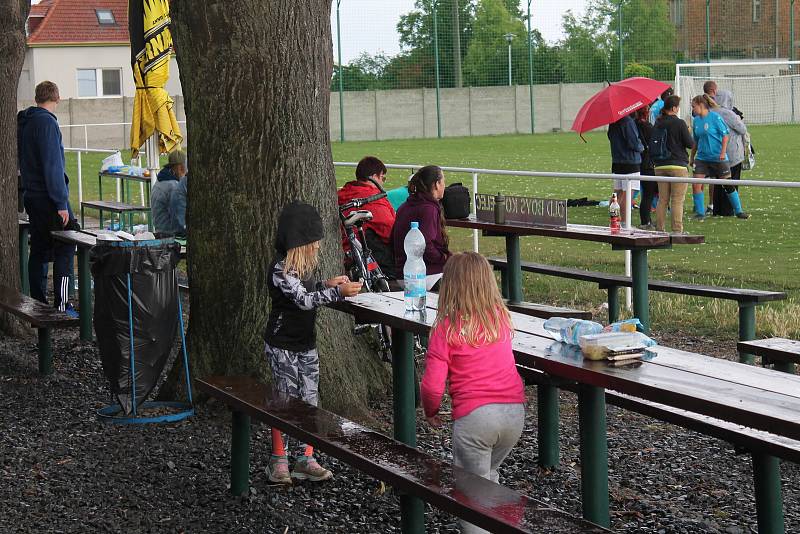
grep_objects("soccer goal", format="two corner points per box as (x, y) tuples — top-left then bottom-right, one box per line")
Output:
(675, 60), (800, 124)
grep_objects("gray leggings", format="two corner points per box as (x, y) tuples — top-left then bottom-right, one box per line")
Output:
(452, 403), (526, 534)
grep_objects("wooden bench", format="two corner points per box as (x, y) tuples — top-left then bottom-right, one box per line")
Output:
(738, 338), (800, 374)
(0, 284), (79, 375)
(197, 375), (609, 534)
(505, 300), (591, 320)
(488, 257), (786, 362)
(80, 200), (151, 232)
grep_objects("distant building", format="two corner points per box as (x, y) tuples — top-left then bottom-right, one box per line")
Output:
(18, 0), (181, 102)
(669, 0), (799, 61)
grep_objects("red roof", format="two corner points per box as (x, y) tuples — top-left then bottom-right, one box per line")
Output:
(28, 0), (129, 45)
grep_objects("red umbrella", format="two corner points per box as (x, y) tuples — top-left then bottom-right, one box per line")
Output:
(571, 77), (671, 135)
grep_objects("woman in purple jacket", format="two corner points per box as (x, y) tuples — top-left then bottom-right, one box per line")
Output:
(391, 165), (452, 277)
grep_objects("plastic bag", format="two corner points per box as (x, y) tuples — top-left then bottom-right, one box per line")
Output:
(543, 317), (603, 345)
(101, 151), (124, 171)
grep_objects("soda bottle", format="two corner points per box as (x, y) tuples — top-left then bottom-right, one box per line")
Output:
(403, 222), (427, 312)
(609, 193), (621, 234)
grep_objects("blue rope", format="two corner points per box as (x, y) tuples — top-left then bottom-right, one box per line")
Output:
(176, 278), (193, 405)
(126, 273), (137, 416)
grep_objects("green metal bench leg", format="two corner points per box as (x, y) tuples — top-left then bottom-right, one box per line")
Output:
(607, 285), (619, 323)
(19, 225), (30, 296)
(578, 384), (610, 528)
(77, 247), (93, 341)
(38, 328), (53, 376)
(537, 384), (560, 468)
(772, 361), (796, 374)
(499, 266), (509, 299)
(230, 410), (251, 496)
(630, 249), (650, 334)
(80, 205), (85, 231)
(752, 452), (784, 534)
(738, 304), (756, 365)
(506, 235), (523, 304)
(393, 329), (424, 533)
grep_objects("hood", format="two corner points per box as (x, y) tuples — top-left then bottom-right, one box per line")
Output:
(17, 106), (55, 137)
(157, 166), (179, 182)
(715, 90), (734, 110)
(275, 201), (324, 254)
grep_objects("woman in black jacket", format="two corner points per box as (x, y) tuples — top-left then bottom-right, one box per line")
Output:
(635, 106), (657, 229)
(652, 95), (695, 234)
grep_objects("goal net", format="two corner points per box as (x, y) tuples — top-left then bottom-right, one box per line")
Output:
(675, 61), (800, 124)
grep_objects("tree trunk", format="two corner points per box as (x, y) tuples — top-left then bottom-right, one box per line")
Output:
(0, 0), (30, 334)
(170, 0), (390, 416)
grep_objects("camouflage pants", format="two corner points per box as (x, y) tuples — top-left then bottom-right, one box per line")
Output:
(265, 343), (320, 458)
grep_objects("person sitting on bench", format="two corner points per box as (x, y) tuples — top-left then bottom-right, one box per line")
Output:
(421, 252), (527, 534)
(151, 149), (188, 237)
(337, 156), (396, 274)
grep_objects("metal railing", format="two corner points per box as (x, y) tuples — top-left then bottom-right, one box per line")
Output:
(59, 121), (186, 150)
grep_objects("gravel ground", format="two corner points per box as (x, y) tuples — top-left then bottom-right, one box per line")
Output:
(1, 325), (798, 533)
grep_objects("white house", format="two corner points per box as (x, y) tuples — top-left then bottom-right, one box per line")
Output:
(18, 0), (182, 102)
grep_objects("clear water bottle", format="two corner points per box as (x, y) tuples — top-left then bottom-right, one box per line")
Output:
(403, 221), (426, 312)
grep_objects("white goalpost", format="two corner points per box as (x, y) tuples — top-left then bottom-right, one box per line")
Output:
(675, 60), (800, 124)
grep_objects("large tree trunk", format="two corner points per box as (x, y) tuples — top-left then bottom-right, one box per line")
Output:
(0, 0), (30, 334)
(170, 0), (390, 416)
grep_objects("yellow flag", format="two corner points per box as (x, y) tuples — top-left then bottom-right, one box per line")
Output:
(129, 0), (182, 156)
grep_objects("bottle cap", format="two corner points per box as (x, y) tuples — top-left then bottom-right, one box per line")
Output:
(410, 221), (419, 229)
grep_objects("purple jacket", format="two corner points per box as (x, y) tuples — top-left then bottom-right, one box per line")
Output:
(391, 193), (451, 277)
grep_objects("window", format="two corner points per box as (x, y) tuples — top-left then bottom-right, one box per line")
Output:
(670, 0), (684, 28)
(95, 9), (116, 25)
(77, 68), (122, 97)
(752, 0), (761, 23)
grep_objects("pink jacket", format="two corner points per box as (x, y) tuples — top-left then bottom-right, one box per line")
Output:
(421, 321), (526, 420)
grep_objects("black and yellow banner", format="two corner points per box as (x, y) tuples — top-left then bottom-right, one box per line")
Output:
(129, 0), (182, 155)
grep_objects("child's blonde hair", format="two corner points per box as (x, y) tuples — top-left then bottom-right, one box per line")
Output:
(284, 241), (320, 279)
(434, 252), (513, 347)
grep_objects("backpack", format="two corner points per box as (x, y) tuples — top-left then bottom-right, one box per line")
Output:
(741, 132), (756, 171)
(648, 125), (670, 162)
(441, 182), (471, 219)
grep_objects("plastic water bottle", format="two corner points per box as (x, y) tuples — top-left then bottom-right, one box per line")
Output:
(609, 193), (621, 234)
(403, 222), (426, 312)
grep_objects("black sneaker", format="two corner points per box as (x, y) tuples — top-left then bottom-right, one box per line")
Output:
(736, 212), (751, 220)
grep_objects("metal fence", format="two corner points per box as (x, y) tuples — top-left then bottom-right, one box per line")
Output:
(331, 0), (800, 139)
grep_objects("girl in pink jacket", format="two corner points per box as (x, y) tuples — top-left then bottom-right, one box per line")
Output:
(421, 252), (527, 533)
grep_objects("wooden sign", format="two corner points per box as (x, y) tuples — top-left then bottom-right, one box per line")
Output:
(475, 194), (567, 227)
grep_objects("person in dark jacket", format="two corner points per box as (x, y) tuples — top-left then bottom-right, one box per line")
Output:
(652, 95), (695, 233)
(391, 165), (452, 277)
(607, 114), (643, 222)
(264, 202), (362, 485)
(17, 81), (77, 316)
(151, 149), (188, 236)
(635, 106), (657, 229)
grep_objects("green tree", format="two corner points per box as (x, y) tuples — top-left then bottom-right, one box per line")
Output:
(462, 0), (528, 86)
(397, 0), (476, 88)
(331, 53), (390, 92)
(558, 9), (611, 83)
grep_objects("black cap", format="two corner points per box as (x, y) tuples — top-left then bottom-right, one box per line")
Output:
(275, 201), (324, 254)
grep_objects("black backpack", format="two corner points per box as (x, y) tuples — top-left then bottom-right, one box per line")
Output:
(649, 126), (670, 162)
(441, 182), (471, 219)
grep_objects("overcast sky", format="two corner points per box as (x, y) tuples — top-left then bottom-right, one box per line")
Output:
(330, 0), (589, 63)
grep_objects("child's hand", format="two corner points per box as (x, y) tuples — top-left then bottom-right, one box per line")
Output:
(426, 415), (442, 428)
(338, 281), (363, 297)
(325, 275), (350, 288)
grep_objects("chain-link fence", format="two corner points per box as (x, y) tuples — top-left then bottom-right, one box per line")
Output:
(331, 0), (800, 140)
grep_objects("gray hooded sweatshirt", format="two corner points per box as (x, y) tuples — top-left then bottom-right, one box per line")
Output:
(713, 90), (747, 166)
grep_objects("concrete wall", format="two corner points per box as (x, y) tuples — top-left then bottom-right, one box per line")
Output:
(22, 82), (617, 149)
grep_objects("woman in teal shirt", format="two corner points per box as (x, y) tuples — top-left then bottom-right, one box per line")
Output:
(689, 94), (750, 220)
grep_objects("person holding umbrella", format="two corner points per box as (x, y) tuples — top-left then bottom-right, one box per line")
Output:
(607, 112), (643, 222)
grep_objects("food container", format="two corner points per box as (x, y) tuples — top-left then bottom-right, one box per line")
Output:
(578, 332), (649, 361)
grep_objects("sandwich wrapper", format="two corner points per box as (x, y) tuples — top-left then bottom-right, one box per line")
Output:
(578, 332), (657, 361)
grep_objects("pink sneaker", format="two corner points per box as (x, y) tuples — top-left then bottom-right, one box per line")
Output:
(291, 456), (333, 482)
(267, 455), (292, 485)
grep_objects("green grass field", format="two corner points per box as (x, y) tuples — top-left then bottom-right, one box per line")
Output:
(66, 125), (800, 337)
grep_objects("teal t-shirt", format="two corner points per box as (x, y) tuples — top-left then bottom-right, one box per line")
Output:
(693, 111), (729, 162)
(386, 186), (410, 210)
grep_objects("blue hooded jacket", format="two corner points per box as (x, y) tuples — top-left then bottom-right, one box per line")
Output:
(151, 166), (187, 235)
(607, 115), (644, 165)
(17, 106), (69, 210)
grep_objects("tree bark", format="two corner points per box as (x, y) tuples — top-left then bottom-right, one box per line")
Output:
(0, 0), (30, 334)
(170, 0), (390, 416)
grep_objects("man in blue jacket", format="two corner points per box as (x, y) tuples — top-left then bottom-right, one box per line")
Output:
(17, 81), (77, 316)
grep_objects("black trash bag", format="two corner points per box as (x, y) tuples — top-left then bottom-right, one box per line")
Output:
(91, 241), (181, 415)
